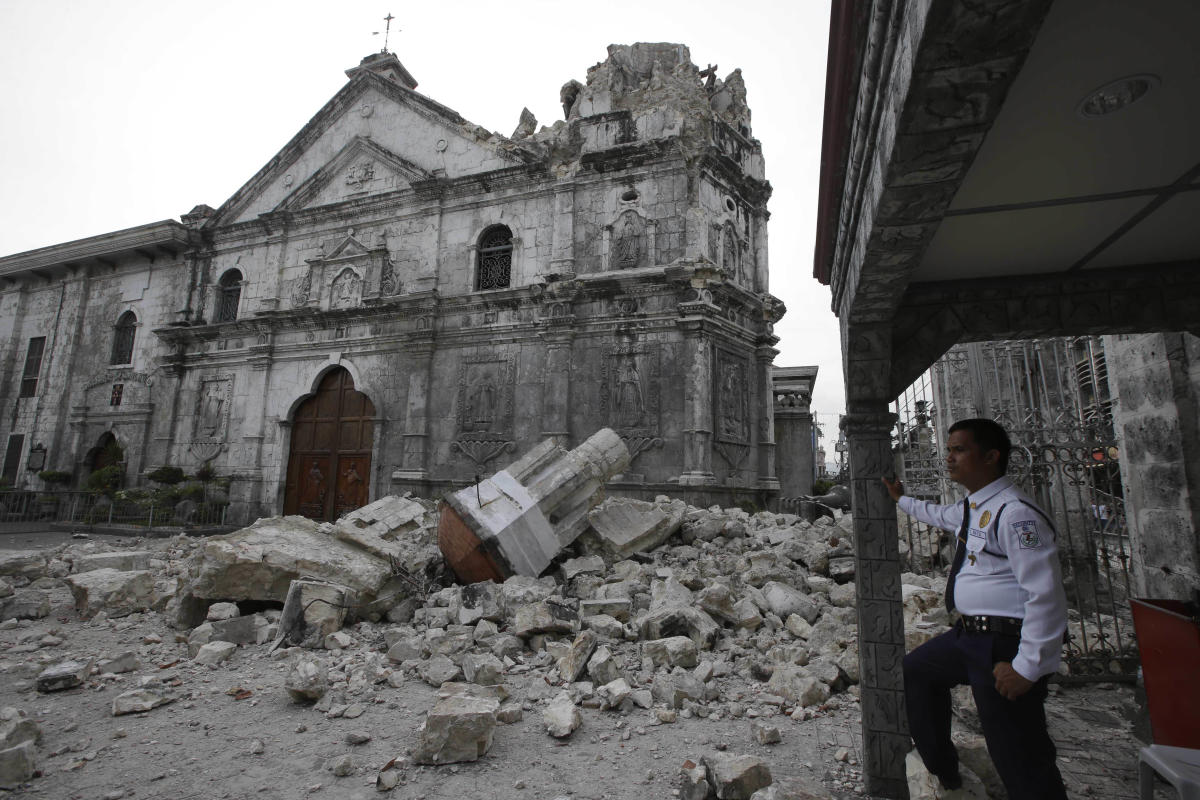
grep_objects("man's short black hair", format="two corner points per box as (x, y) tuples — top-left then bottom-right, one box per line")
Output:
(948, 418), (1011, 474)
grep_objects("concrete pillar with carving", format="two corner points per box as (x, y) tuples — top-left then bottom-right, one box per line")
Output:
(772, 366), (817, 499)
(677, 321), (715, 485)
(550, 182), (576, 279)
(395, 336), (436, 482)
(540, 331), (574, 447)
(842, 408), (908, 798)
(755, 343), (781, 491)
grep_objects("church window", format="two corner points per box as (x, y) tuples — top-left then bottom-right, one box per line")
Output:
(215, 269), (243, 322)
(111, 311), (137, 365)
(476, 226), (512, 290)
(19, 337), (45, 398)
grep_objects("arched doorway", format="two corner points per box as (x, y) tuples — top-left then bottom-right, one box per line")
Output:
(89, 432), (124, 472)
(283, 367), (375, 521)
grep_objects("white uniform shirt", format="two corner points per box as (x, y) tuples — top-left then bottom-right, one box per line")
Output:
(899, 476), (1068, 681)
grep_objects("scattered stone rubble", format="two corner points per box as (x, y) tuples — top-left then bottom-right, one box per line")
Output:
(0, 474), (1110, 797)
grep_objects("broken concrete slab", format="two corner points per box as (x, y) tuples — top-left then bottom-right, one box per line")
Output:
(183, 516), (393, 612)
(643, 636), (698, 669)
(72, 550), (153, 573)
(412, 694), (499, 764)
(512, 601), (579, 638)
(0, 740), (36, 789)
(0, 552), (47, 583)
(0, 590), (50, 620)
(0, 709), (40, 749)
(275, 580), (351, 649)
(64, 568), (156, 619)
(194, 640), (237, 665)
(36, 659), (93, 692)
(542, 691), (581, 738)
(637, 605), (720, 650)
(112, 688), (175, 716)
(439, 428), (630, 582)
(556, 630), (597, 682)
(585, 497), (686, 558)
(210, 613), (271, 645)
(285, 655), (328, 703)
(702, 752), (773, 799)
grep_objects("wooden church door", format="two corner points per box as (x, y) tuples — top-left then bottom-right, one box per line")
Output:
(283, 368), (375, 521)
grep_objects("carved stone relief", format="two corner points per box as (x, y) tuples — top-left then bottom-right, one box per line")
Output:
(599, 343), (662, 462)
(452, 355), (516, 468)
(330, 268), (363, 309)
(189, 375), (233, 463)
(715, 355), (750, 444)
(604, 210), (654, 271)
(291, 266), (313, 308)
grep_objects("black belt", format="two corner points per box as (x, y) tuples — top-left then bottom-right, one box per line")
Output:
(958, 615), (1023, 636)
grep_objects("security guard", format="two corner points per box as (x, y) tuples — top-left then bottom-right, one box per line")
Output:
(883, 418), (1068, 799)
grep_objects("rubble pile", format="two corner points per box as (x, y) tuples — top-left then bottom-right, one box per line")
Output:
(0, 482), (963, 797)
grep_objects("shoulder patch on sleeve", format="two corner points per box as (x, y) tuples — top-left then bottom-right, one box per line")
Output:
(1012, 519), (1042, 549)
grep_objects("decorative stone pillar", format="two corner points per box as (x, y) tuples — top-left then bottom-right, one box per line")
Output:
(842, 408), (908, 799)
(395, 338), (436, 481)
(549, 182), (576, 279)
(755, 342), (780, 491)
(677, 321), (715, 485)
(772, 366), (816, 498)
(540, 331), (574, 447)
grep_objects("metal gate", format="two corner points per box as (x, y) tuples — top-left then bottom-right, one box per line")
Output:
(894, 337), (1138, 679)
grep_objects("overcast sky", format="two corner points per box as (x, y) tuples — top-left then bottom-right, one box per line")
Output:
(0, 0), (845, 425)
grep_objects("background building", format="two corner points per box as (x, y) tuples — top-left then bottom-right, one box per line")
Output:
(0, 44), (816, 523)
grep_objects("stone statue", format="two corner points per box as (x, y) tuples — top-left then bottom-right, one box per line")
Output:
(614, 215), (641, 269)
(615, 355), (644, 428)
(469, 375), (496, 428)
(200, 383), (225, 437)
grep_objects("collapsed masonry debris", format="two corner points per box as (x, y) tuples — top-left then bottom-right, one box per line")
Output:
(0, 464), (1129, 796)
(438, 428), (630, 582)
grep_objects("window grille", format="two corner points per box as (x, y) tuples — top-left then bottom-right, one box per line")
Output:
(476, 226), (512, 290)
(215, 269), (242, 323)
(19, 337), (45, 398)
(111, 311), (136, 365)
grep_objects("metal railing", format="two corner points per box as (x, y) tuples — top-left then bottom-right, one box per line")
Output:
(0, 489), (228, 530)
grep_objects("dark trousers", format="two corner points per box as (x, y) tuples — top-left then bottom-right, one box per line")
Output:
(903, 625), (1067, 799)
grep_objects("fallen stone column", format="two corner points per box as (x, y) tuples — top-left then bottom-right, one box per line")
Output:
(439, 428), (630, 582)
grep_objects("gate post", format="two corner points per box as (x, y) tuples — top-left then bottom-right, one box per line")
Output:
(843, 408), (909, 798)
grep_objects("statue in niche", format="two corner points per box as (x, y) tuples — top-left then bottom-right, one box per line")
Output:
(722, 228), (739, 283)
(615, 355), (644, 428)
(199, 383), (225, 437)
(720, 363), (748, 441)
(331, 269), (361, 309)
(613, 215), (642, 269)
(467, 374), (497, 430)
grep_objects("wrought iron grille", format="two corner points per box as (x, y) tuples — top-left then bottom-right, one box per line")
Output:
(476, 227), (512, 290)
(894, 337), (1136, 680)
(215, 285), (241, 322)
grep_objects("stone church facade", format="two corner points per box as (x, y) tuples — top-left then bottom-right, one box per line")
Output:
(0, 43), (808, 524)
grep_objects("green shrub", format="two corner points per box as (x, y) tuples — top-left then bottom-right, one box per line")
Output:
(37, 470), (72, 486)
(812, 478), (835, 496)
(86, 465), (123, 497)
(146, 465), (187, 485)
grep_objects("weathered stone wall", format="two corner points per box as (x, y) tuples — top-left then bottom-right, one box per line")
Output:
(0, 43), (793, 523)
(1106, 332), (1200, 599)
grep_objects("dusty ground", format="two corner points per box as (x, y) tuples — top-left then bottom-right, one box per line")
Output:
(0, 529), (1152, 800)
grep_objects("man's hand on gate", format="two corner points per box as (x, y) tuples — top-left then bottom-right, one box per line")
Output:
(993, 661), (1034, 700)
(881, 476), (904, 502)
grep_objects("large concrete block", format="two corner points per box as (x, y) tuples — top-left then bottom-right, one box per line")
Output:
(439, 429), (630, 581)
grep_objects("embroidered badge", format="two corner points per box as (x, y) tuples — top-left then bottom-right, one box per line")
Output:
(1013, 519), (1042, 549)
(979, 510), (992, 527)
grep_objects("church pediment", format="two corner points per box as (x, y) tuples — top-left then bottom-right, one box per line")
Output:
(276, 136), (434, 212)
(208, 73), (529, 227)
